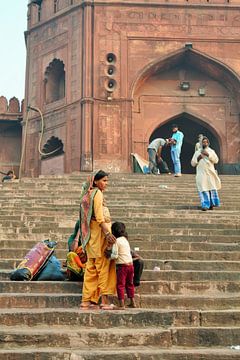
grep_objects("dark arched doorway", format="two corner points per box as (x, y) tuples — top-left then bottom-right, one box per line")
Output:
(150, 113), (221, 174)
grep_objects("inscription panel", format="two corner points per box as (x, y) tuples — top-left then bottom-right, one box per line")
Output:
(96, 6), (240, 39)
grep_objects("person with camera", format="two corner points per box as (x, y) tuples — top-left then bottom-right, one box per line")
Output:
(191, 137), (221, 211)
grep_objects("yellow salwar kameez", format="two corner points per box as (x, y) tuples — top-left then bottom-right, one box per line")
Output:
(82, 189), (116, 304)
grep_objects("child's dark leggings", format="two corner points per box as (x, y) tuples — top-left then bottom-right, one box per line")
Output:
(116, 264), (135, 300)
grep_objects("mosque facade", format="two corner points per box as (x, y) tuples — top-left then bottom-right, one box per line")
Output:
(20, 0), (240, 176)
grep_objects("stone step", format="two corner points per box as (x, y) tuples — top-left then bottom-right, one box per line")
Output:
(1, 215), (239, 225)
(3, 253), (240, 281)
(0, 200), (236, 208)
(140, 294), (240, 309)
(0, 325), (240, 349)
(12, 204), (235, 213)
(0, 188), (204, 195)
(142, 259), (240, 271)
(138, 250), (240, 261)
(0, 293), (82, 309)
(0, 192), (236, 200)
(138, 225), (240, 236)
(0, 326), (173, 349)
(1, 292), (240, 310)
(7, 260), (240, 281)
(0, 271), (15, 280)
(0, 213), (239, 225)
(1, 176), (233, 184)
(2, 258), (240, 272)
(0, 347), (240, 360)
(11, 172), (240, 178)
(0, 189), (200, 195)
(5, 254), (240, 270)
(1, 219), (239, 229)
(3, 180), (231, 188)
(143, 270), (240, 281)
(0, 239), (240, 251)
(2, 279), (240, 296)
(1, 308), (240, 328)
(172, 327), (240, 347)
(0, 182), (237, 190)
(0, 227), (239, 238)
(139, 280), (240, 295)
(1, 248), (240, 261)
(0, 198), (238, 207)
(0, 234), (239, 244)
(1, 178), (237, 190)
(1, 193), (237, 200)
(1, 175), (239, 185)
(0, 173), (239, 358)
(0, 281), (81, 294)
(2, 180), (237, 189)
(0, 200), (207, 208)
(0, 205), (238, 215)
(0, 221), (239, 233)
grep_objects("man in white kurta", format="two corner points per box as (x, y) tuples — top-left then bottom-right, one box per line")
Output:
(191, 137), (221, 211)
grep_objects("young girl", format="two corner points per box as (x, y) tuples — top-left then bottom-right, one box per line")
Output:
(110, 222), (136, 309)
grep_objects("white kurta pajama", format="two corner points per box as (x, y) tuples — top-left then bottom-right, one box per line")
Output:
(191, 147), (221, 209)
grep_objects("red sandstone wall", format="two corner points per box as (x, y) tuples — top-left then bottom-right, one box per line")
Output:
(25, 1), (83, 176)
(0, 96), (22, 177)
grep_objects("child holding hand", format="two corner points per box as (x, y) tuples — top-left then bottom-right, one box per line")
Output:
(109, 222), (136, 309)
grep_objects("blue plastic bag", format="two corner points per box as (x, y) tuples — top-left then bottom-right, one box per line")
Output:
(143, 165), (150, 174)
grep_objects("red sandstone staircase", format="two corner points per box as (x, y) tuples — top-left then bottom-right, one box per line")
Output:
(0, 174), (240, 359)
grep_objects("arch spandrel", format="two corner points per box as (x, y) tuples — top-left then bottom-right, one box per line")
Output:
(131, 46), (240, 170)
(132, 46), (240, 106)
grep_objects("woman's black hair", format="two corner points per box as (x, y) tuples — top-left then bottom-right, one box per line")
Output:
(111, 222), (128, 239)
(93, 170), (109, 184)
(202, 136), (210, 145)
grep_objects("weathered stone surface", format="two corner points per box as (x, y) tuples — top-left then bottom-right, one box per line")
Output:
(172, 327), (240, 347)
(0, 348), (240, 360)
(0, 173), (240, 358)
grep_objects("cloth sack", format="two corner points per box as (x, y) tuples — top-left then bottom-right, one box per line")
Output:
(36, 255), (65, 281)
(10, 240), (57, 281)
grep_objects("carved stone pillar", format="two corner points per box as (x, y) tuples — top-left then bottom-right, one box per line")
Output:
(80, 1), (94, 171)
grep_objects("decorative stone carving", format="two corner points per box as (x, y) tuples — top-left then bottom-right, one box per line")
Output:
(0, 96), (8, 113)
(8, 97), (20, 113)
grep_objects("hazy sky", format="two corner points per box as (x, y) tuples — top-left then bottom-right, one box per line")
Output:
(0, 1), (28, 102)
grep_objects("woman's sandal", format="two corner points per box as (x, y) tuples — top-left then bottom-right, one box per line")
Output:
(80, 302), (90, 310)
(80, 302), (100, 310)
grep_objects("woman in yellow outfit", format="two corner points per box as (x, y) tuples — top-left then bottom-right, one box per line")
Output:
(78, 170), (117, 310)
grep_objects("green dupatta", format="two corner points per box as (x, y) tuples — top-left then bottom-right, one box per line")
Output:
(67, 219), (80, 251)
(79, 177), (98, 250)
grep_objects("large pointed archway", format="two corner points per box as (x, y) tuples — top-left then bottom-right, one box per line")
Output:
(132, 46), (240, 173)
(150, 113), (221, 174)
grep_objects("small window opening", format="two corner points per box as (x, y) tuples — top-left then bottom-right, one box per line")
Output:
(44, 59), (65, 104)
(41, 136), (64, 160)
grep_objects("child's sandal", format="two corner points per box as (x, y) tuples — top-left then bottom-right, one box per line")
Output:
(100, 303), (118, 310)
